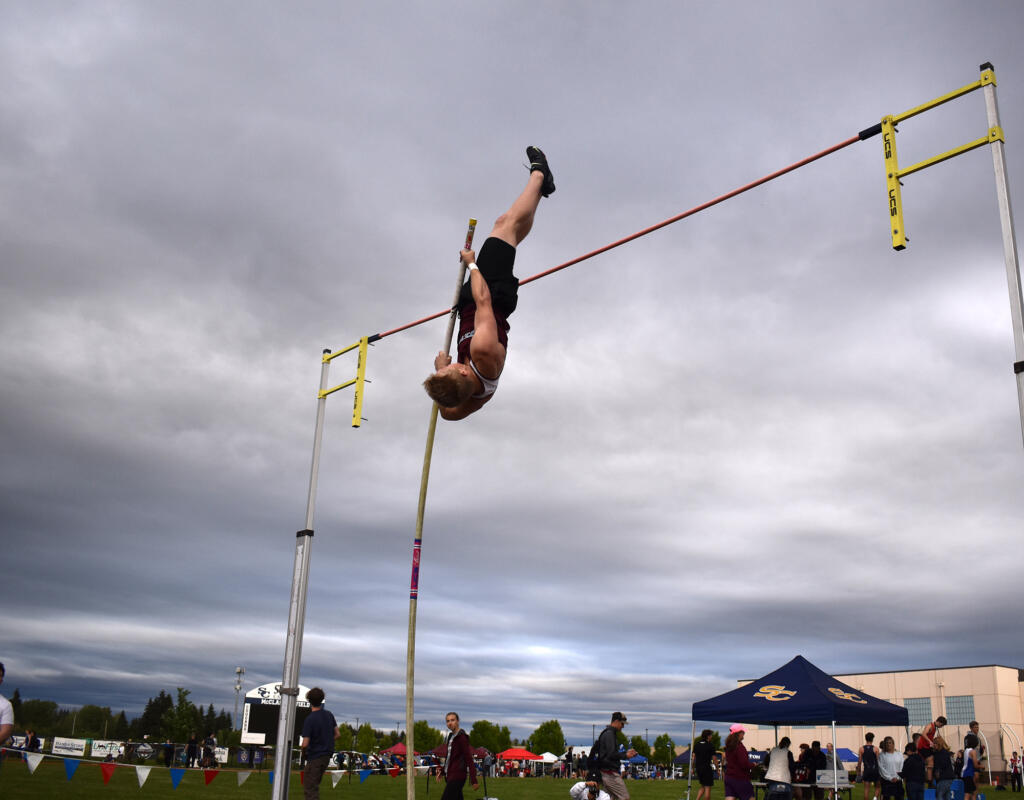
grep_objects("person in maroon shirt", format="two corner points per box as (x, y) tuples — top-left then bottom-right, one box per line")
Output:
(438, 712), (478, 800)
(724, 724), (754, 800)
(423, 146), (555, 420)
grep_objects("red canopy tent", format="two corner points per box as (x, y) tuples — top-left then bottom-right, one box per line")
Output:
(381, 742), (418, 755)
(496, 748), (541, 760)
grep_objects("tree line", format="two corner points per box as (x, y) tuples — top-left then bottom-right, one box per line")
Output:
(9, 688), (234, 744)
(9, 686), (683, 766)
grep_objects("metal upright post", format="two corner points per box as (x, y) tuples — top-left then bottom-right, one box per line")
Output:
(979, 63), (1024, 444)
(271, 348), (333, 800)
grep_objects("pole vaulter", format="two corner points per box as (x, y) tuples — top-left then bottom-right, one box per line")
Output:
(271, 64), (1021, 800)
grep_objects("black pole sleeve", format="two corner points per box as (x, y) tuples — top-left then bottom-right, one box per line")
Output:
(858, 123), (883, 140)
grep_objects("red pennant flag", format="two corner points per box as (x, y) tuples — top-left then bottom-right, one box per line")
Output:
(300, 771), (305, 784)
(203, 770), (219, 785)
(389, 767), (401, 778)
(100, 763), (117, 784)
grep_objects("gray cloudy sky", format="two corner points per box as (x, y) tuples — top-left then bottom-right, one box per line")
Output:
(3, 1), (1024, 745)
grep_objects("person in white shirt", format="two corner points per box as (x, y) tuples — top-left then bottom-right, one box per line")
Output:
(765, 737), (796, 800)
(877, 737), (904, 800)
(0, 663), (15, 746)
(570, 781), (611, 800)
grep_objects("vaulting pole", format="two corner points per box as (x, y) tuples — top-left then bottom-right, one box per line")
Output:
(405, 219), (477, 800)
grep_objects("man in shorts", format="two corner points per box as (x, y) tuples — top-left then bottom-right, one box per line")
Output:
(423, 147), (555, 420)
(856, 732), (881, 800)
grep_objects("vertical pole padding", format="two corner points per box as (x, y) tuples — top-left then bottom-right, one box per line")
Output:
(405, 218), (476, 800)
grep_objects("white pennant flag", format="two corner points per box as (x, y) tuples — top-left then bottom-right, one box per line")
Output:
(238, 771), (252, 786)
(136, 766), (151, 787)
(26, 753), (44, 774)
(331, 770), (345, 787)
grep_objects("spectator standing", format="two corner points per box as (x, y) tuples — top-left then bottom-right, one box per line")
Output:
(961, 734), (982, 800)
(964, 723), (985, 766)
(1008, 750), (1021, 792)
(202, 732), (215, 767)
(901, 743), (927, 800)
(694, 729), (717, 800)
(589, 712), (637, 800)
(808, 742), (827, 800)
(163, 739), (174, 768)
(438, 712), (478, 800)
(931, 737), (956, 800)
(0, 663), (14, 747)
(794, 743), (812, 800)
(764, 736), (796, 800)
(724, 724), (754, 800)
(186, 732), (199, 768)
(300, 687), (339, 800)
(858, 732), (881, 800)
(877, 737), (904, 800)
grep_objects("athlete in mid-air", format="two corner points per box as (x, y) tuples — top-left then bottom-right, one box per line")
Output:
(423, 146), (555, 420)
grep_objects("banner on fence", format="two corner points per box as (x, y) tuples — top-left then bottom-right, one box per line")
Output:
(52, 737), (87, 756)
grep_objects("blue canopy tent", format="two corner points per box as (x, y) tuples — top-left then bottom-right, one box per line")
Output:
(687, 655), (909, 800)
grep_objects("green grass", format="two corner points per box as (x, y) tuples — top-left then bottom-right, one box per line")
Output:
(2, 762), (1022, 800)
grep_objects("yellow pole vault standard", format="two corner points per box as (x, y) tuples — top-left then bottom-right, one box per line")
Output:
(319, 336), (371, 427)
(879, 62), (1024, 444)
(406, 218), (476, 800)
(877, 65), (998, 251)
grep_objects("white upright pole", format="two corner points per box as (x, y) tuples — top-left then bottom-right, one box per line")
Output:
(980, 62), (1024, 445)
(271, 349), (333, 800)
(686, 720), (696, 800)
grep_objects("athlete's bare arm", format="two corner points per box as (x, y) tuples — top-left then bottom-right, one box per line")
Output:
(461, 248), (506, 379)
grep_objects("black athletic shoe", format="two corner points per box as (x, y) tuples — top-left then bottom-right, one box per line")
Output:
(526, 145), (556, 197)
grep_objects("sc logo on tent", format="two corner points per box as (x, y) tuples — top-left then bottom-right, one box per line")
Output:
(754, 685), (797, 701)
(828, 687), (867, 704)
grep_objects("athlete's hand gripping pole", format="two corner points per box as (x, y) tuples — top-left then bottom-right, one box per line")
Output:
(441, 218), (477, 353)
(405, 217), (475, 800)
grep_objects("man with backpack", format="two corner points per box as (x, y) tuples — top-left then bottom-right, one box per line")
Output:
(587, 712), (638, 800)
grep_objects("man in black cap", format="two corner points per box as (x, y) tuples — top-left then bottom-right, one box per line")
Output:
(588, 712), (637, 800)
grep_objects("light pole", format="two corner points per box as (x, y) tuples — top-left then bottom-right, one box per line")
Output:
(233, 667), (246, 730)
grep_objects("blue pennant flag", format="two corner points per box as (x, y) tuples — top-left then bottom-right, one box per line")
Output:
(268, 770), (274, 784)
(63, 759), (80, 781)
(359, 769), (373, 783)
(169, 768), (185, 789)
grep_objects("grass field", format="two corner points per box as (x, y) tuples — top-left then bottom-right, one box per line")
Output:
(2, 762), (1022, 800)
(1, 763), (679, 800)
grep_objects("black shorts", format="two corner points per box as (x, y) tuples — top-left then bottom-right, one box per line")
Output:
(459, 237), (518, 317)
(697, 766), (714, 787)
(962, 776), (976, 793)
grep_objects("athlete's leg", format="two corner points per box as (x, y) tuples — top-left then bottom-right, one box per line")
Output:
(489, 170), (544, 247)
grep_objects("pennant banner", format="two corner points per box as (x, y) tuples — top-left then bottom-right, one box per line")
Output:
(136, 766), (151, 788)
(64, 759), (80, 781)
(389, 766), (401, 777)
(170, 767), (186, 789)
(268, 770), (274, 785)
(204, 769), (219, 785)
(25, 753), (44, 774)
(359, 769), (372, 783)
(332, 771), (345, 788)
(100, 762), (117, 784)
(238, 771), (252, 786)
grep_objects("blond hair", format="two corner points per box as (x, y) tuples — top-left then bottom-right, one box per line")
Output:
(423, 371), (474, 407)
